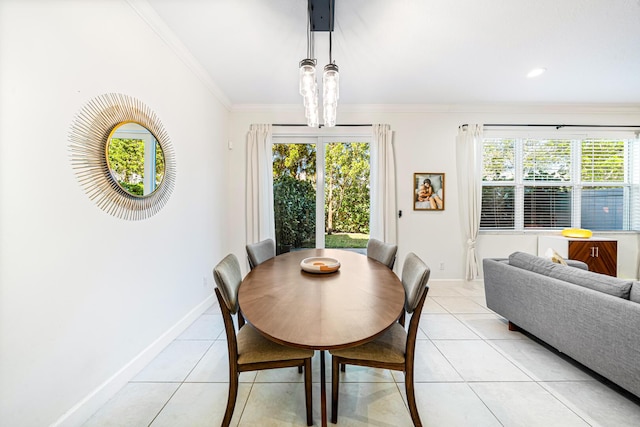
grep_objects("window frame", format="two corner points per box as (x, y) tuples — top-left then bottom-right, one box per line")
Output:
(480, 130), (640, 233)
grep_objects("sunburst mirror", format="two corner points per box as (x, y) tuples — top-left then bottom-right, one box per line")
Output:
(68, 93), (176, 220)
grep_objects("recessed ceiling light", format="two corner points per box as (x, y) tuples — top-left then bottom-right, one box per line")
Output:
(527, 68), (547, 78)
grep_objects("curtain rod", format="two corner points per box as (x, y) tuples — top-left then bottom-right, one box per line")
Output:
(272, 124), (372, 127)
(460, 123), (640, 130)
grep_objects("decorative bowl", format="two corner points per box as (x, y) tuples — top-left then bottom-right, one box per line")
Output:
(561, 228), (593, 238)
(300, 257), (341, 274)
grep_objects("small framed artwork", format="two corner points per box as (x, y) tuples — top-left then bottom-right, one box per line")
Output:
(414, 173), (445, 210)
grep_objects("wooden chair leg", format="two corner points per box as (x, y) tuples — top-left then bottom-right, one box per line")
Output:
(340, 363), (345, 372)
(304, 358), (313, 426)
(298, 366), (303, 373)
(222, 372), (239, 427)
(405, 369), (422, 427)
(331, 356), (340, 424)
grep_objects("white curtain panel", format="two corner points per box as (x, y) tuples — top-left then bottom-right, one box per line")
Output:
(456, 124), (484, 280)
(370, 124), (397, 244)
(246, 124), (275, 243)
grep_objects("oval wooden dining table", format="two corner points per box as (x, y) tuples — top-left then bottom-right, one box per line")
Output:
(238, 248), (405, 426)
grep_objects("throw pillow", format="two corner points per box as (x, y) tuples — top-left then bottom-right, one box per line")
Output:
(545, 248), (568, 266)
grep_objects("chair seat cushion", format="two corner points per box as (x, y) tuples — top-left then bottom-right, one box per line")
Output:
(330, 323), (406, 364)
(237, 324), (314, 364)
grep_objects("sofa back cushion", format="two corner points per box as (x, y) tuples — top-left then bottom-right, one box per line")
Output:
(508, 251), (632, 299)
(508, 251), (556, 275)
(631, 283), (640, 304)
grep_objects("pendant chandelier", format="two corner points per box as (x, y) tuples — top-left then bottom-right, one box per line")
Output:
(299, 0), (339, 127)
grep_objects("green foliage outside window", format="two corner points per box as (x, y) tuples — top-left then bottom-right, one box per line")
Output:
(325, 142), (370, 234)
(272, 142), (370, 249)
(107, 139), (164, 196)
(109, 138), (144, 188)
(273, 175), (316, 253)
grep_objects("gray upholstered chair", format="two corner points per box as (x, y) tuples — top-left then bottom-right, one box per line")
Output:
(245, 238), (304, 373)
(330, 252), (430, 426)
(246, 238), (276, 270)
(367, 238), (398, 269)
(335, 238), (398, 373)
(213, 254), (314, 426)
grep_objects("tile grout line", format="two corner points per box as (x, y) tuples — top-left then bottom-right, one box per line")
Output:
(145, 335), (217, 426)
(146, 383), (184, 427)
(434, 284), (597, 426)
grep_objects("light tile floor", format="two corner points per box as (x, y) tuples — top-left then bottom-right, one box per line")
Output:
(84, 280), (640, 426)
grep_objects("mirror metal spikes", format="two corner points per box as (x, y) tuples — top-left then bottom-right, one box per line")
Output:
(68, 93), (176, 220)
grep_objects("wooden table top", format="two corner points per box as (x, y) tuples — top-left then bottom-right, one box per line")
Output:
(238, 248), (405, 350)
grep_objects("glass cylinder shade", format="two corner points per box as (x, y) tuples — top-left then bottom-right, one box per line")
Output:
(299, 59), (317, 96)
(304, 87), (319, 127)
(323, 64), (339, 127)
(323, 64), (339, 100)
(307, 107), (319, 127)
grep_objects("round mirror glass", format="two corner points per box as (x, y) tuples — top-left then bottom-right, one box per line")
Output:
(106, 122), (165, 197)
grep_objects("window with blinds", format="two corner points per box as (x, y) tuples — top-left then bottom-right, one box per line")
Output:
(480, 136), (639, 231)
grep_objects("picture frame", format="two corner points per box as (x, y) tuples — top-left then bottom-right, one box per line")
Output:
(414, 173), (445, 210)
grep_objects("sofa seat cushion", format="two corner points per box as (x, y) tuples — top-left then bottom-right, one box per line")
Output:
(509, 252), (632, 299)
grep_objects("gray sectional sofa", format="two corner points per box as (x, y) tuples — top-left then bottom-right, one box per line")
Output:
(483, 251), (640, 398)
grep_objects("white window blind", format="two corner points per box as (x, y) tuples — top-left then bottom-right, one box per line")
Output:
(521, 139), (571, 229)
(580, 139), (627, 230)
(481, 135), (640, 231)
(481, 139), (515, 229)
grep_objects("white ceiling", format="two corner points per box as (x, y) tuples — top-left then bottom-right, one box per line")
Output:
(142, 0), (640, 108)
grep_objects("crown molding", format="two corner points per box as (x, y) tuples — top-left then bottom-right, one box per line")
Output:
(232, 103), (640, 115)
(125, 0), (232, 110)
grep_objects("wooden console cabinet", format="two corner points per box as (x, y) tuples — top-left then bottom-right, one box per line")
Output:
(537, 236), (617, 276)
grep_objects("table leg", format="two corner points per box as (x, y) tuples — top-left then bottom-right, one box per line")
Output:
(320, 350), (327, 426)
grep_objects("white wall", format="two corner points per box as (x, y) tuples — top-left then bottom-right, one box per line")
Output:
(229, 106), (640, 280)
(0, 1), (229, 426)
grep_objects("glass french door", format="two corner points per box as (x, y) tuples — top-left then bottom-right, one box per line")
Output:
(272, 137), (370, 254)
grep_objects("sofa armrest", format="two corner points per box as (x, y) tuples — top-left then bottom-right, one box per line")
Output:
(566, 259), (588, 270)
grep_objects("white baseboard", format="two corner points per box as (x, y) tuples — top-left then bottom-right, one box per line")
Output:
(50, 294), (215, 427)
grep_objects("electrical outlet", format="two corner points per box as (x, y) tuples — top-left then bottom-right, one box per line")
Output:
(439, 262), (445, 271)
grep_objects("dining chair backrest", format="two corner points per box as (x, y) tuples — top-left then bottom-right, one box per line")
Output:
(367, 238), (398, 269)
(246, 238), (276, 270)
(401, 252), (431, 313)
(213, 253), (243, 315)
(213, 255), (244, 369)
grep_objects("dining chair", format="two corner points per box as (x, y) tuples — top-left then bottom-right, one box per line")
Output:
(337, 238), (400, 374)
(246, 238), (276, 270)
(329, 252), (430, 426)
(213, 254), (314, 427)
(245, 238), (305, 373)
(366, 238), (398, 269)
